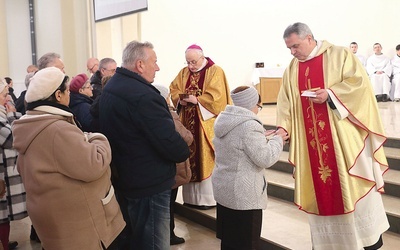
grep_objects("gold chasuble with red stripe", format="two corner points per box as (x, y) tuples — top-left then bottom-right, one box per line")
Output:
(277, 40), (388, 216)
(298, 55), (344, 215)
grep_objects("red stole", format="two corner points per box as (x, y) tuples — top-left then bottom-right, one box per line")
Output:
(298, 54), (345, 215)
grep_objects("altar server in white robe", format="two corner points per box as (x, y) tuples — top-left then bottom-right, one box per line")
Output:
(366, 43), (392, 102)
(390, 44), (400, 102)
(350, 42), (366, 66)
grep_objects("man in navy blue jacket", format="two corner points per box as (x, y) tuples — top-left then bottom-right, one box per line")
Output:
(99, 41), (190, 250)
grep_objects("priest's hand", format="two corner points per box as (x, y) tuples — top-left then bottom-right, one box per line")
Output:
(310, 89), (328, 104)
(182, 95), (198, 105)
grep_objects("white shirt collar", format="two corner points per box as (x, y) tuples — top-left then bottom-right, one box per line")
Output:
(196, 58), (208, 72)
(302, 40), (322, 62)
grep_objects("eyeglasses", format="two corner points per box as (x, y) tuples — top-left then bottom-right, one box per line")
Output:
(82, 84), (93, 90)
(103, 68), (116, 73)
(88, 64), (98, 71)
(185, 56), (203, 66)
(257, 104), (263, 111)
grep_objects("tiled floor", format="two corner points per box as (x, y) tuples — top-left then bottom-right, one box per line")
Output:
(9, 198), (400, 250)
(171, 215), (220, 250)
(174, 195), (400, 250)
(7, 102), (400, 249)
(9, 218), (40, 250)
(9, 215), (220, 250)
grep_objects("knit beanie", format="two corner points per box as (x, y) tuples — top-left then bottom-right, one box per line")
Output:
(25, 67), (65, 103)
(153, 84), (169, 99)
(230, 86), (259, 111)
(70, 73), (89, 93)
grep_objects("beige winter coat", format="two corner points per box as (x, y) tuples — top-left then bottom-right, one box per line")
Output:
(170, 106), (193, 189)
(12, 107), (125, 250)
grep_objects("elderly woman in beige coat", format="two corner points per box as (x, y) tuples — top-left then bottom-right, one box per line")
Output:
(12, 67), (125, 250)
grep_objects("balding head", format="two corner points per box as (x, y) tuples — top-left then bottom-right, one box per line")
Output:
(87, 57), (99, 74)
(26, 64), (38, 73)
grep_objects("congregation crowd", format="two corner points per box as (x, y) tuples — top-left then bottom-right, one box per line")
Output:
(0, 22), (393, 250)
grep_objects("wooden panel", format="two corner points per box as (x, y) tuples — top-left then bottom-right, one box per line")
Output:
(258, 77), (282, 104)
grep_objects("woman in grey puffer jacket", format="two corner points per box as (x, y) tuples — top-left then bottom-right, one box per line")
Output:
(212, 86), (289, 250)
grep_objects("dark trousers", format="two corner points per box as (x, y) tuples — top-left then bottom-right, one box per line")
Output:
(216, 203), (262, 250)
(170, 187), (178, 236)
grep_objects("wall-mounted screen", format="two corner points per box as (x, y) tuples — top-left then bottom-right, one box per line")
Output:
(94, 0), (148, 22)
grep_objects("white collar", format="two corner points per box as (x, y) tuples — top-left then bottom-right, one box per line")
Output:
(196, 58), (208, 72)
(301, 40), (322, 62)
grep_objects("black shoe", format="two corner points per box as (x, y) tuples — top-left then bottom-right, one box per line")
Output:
(197, 205), (216, 210)
(183, 203), (216, 210)
(382, 94), (390, 102)
(170, 235), (185, 245)
(30, 225), (41, 243)
(8, 241), (18, 250)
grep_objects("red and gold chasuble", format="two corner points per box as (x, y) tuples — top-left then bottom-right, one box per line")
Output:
(181, 60), (215, 182)
(298, 54), (344, 215)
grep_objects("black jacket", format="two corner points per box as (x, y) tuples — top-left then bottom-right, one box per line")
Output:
(8, 87), (17, 102)
(99, 67), (190, 198)
(15, 91), (27, 115)
(69, 92), (96, 132)
(90, 71), (103, 100)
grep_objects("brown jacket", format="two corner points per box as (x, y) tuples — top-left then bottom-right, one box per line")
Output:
(169, 106), (193, 189)
(12, 108), (125, 250)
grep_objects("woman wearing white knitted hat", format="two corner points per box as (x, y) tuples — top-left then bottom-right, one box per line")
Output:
(12, 67), (125, 249)
(212, 86), (289, 250)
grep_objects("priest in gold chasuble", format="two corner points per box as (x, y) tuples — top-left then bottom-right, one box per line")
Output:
(170, 44), (231, 207)
(277, 23), (389, 250)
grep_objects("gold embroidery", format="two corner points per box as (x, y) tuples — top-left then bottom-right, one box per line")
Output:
(182, 72), (204, 181)
(319, 165), (333, 183)
(187, 73), (203, 96)
(305, 67), (332, 183)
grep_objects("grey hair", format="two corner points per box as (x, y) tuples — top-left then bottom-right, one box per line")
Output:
(283, 22), (314, 40)
(37, 52), (61, 70)
(121, 41), (154, 68)
(99, 57), (116, 70)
